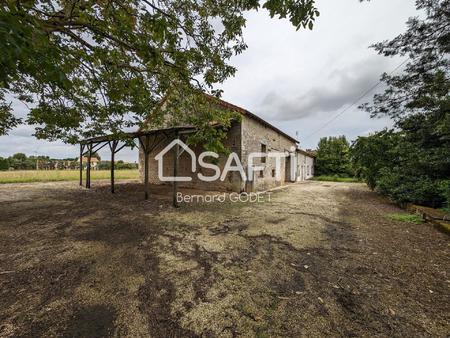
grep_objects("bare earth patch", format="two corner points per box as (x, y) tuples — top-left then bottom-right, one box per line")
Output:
(0, 180), (448, 337)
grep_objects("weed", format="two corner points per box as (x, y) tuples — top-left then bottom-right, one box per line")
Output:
(386, 213), (423, 224)
(313, 176), (361, 183)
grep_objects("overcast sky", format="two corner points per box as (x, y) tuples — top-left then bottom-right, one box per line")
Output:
(0, 0), (418, 162)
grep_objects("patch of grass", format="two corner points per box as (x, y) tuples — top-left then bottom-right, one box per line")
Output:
(386, 213), (423, 224)
(312, 175), (361, 183)
(439, 207), (450, 214)
(0, 169), (139, 184)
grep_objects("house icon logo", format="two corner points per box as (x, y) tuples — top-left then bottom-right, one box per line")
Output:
(154, 139), (296, 183)
(155, 139), (197, 182)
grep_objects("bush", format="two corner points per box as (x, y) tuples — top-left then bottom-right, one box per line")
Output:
(0, 157), (9, 170)
(438, 180), (450, 209)
(97, 160), (138, 170)
(350, 131), (400, 190)
(376, 169), (446, 207)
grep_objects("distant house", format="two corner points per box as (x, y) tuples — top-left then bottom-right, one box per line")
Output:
(296, 149), (315, 181)
(138, 95), (315, 192)
(78, 156), (100, 170)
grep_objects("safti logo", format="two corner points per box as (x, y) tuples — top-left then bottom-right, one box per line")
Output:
(154, 139), (297, 182)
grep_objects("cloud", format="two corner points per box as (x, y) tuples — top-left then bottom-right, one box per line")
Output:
(257, 58), (390, 122)
(8, 125), (36, 138)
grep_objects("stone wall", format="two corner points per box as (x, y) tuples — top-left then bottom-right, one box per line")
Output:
(138, 115), (304, 192)
(240, 115), (297, 192)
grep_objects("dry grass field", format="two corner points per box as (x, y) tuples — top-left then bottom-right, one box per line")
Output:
(0, 170), (139, 184)
(0, 180), (448, 337)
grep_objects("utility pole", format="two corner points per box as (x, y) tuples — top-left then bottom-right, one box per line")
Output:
(34, 151), (39, 170)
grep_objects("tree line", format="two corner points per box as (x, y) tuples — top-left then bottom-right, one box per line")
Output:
(0, 153), (74, 170)
(0, 153), (137, 171)
(315, 133), (449, 208)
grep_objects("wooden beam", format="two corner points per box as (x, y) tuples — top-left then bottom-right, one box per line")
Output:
(91, 141), (108, 154)
(173, 132), (180, 207)
(144, 135), (149, 200)
(79, 144), (84, 186)
(115, 143), (127, 154)
(86, 143), (92, 189)
(109, 141), (117, 193)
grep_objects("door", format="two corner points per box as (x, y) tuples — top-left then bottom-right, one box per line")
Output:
(285, 156), (294, 182)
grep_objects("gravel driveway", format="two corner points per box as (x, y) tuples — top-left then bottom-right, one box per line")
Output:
(0, 180), (448, 337)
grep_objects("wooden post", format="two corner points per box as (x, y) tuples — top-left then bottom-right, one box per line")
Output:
(144, 136), (149, 200)
(110, 141), (116, 193)
(173, 132), (180, 207)
(86, 143), (92, 189)
(79, 144), (84, 186)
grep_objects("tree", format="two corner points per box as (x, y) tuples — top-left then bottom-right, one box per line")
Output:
(356, 0), (450, 207)
(361, 0), (449, 126)
(315, 135), (353, 177)
(0, 156), (9, 170)
(351, 130), (400, 190)
(360, 0), (449, 145)
(8, 153), (28, 169)
(0, 0), (320, 149)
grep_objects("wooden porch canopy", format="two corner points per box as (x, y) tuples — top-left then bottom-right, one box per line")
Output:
(79, 126), (196, 206)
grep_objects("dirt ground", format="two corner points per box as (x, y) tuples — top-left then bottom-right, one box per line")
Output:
(0, 180), (448, 337)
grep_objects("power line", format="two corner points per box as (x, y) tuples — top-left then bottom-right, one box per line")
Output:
(303, 58), (409, 141)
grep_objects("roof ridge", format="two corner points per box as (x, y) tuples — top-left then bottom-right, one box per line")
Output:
(203, 94), (298, 144)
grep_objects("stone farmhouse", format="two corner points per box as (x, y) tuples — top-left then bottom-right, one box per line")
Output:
(139, 96), (315, 193)
(78, 156), (100, 170)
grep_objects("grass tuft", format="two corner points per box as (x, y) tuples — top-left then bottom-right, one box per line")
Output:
(386, 213), (423, 224)
(439, 207), (449, 214)
(312, 176), (361, 183)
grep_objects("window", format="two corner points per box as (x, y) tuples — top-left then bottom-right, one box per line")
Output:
(261, 143), (267, 163)
(260, 170), (264, 178)
(272, 169), (276, 177)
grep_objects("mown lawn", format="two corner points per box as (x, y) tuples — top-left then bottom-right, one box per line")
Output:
(0, 169), (139, 184)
